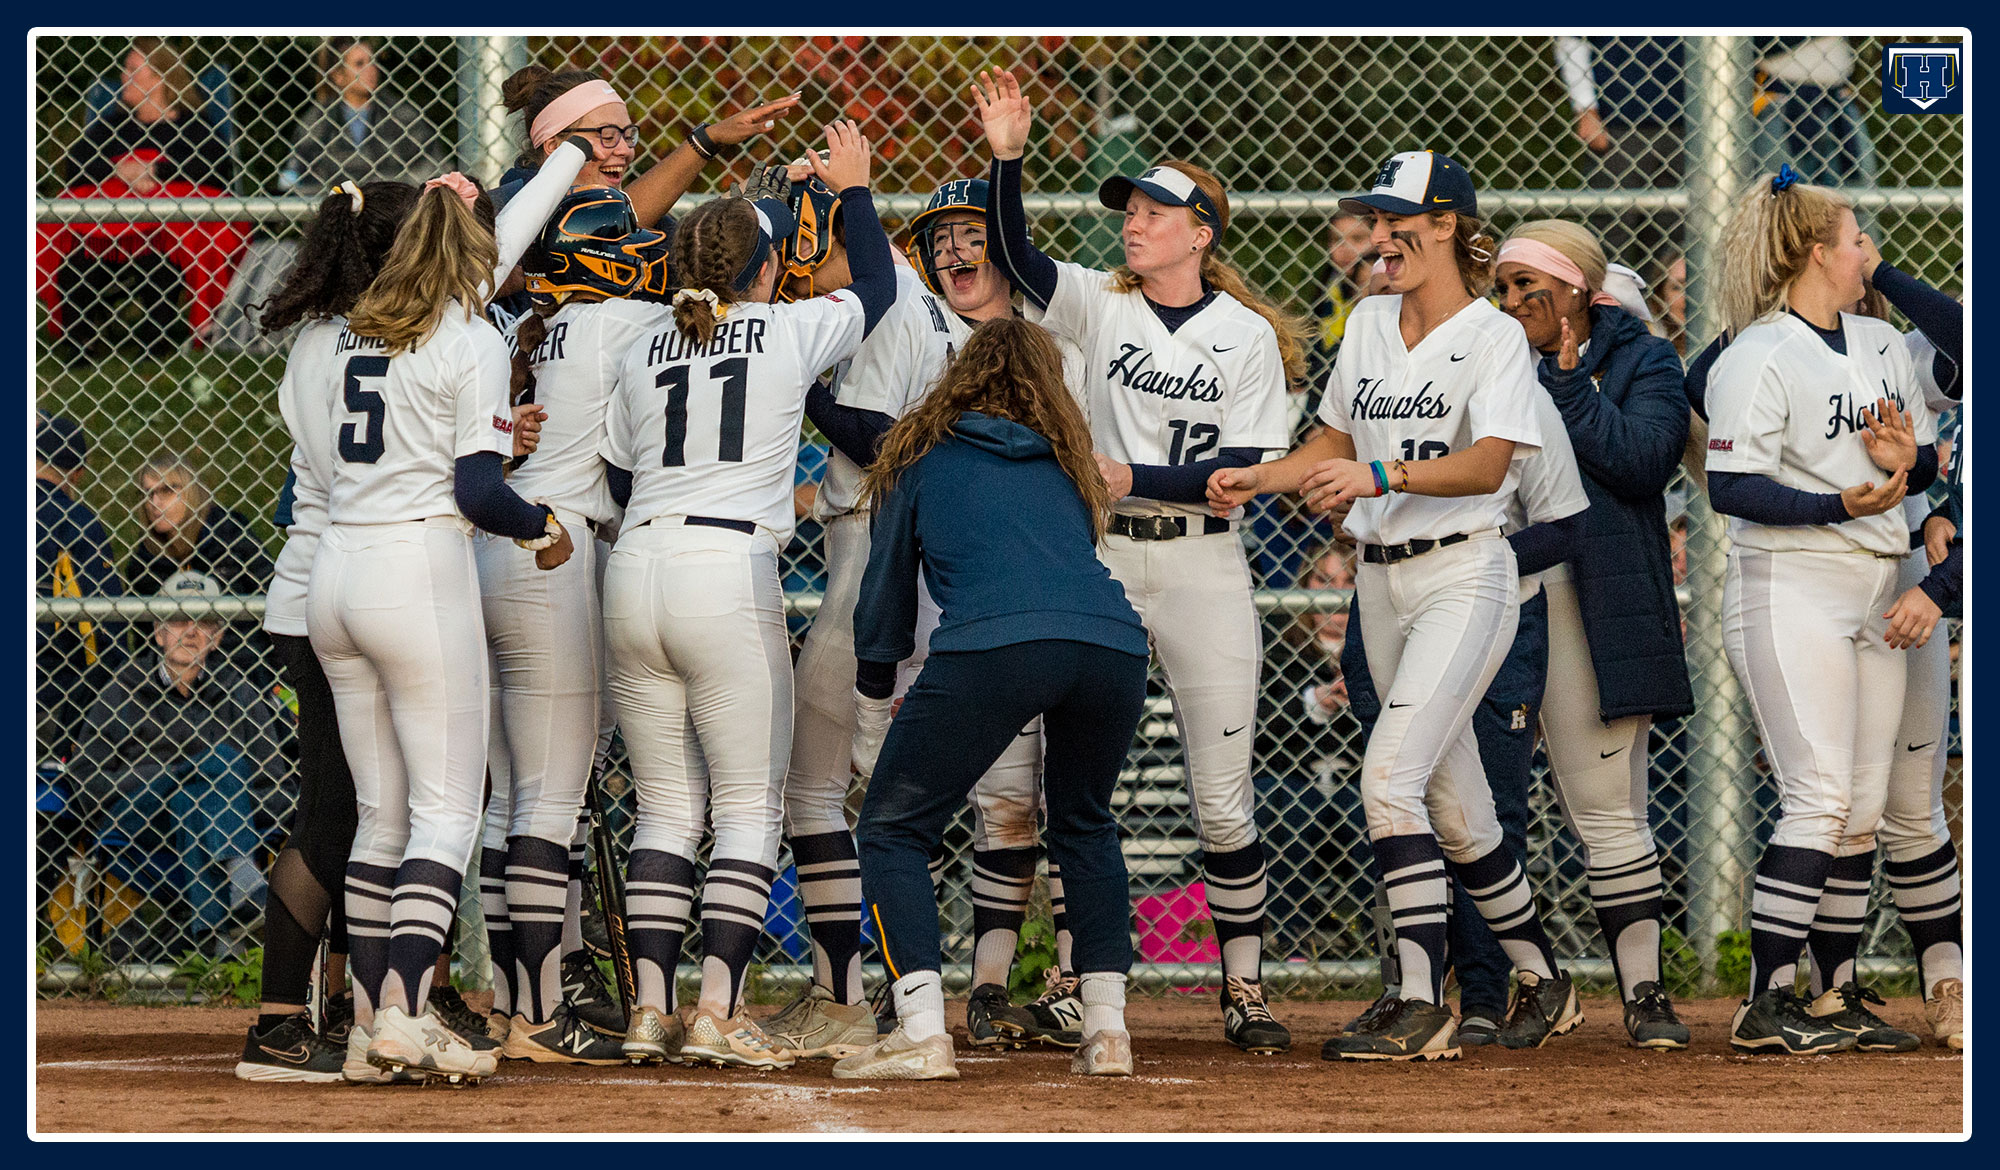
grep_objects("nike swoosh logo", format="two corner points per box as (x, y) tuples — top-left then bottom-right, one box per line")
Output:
(1908, 741), (1936, 752)
(1388, 701), (1412, 709)
(1431, 195), (1452, 203)
(1450, 353), (1469, 362)
(1213, 344), (1237, 353)
(260, 1044), (312, 1064)
(1879, 343), (1892, 354)
(1600, 747), (1624, 759)
(1018, 728), (1037, 737)
(1223, 725), (1246, 737)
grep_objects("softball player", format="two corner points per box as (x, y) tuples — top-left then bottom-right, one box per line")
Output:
(977, 68), (1302, 1053)
(1704, 170), (1937, 1054)
(1211, 151), (1578, 1062)
(602, 122), (896, 1070)
(1492, 220), (1696, 1049)
(307, 176), (579, 1085)
(477, 187), (669, 1065)
(768, 164), (954, 1061)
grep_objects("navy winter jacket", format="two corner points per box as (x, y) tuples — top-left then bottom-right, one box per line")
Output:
(854, 412), (1148, 669)
(1536, 305), (1694, 721)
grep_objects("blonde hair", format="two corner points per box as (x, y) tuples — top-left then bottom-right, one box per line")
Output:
(669, 197), (762, 349)
(346, 185), (497, 354)
(862, 317), (1111, 538)
(1430, 211), (1499, 299)
(1717, 175), (1854, 338)
(1503, 219), (1608, 293)
(135, 448), (211, 564)
(1108, 159), (1313, 387)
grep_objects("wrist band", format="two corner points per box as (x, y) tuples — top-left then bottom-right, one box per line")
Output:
(1391, 459), (1410, 493)
(1369, 461), (1390, 497)
(516, 503), (563, 551)
(689, 123), (719, 160)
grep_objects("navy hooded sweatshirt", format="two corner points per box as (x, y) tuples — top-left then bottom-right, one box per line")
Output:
(854, 411), (1148, 687)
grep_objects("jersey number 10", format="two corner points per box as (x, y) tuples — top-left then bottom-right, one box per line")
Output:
(658, 356), (749, 466)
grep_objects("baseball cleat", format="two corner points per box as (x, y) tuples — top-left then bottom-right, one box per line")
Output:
(343, 1022), (424, 1085)
(622, 1005), (686, 1065)
(1623, 982), (1691, 1050)
(561, 951), (627, 1036)
(1496, 970), (1583, 1050)
(832, 1025), (960, 1080)
(1323, 996), (1461, 1062)
(1220, 974), (1291, 1054)
(1338, 989), (1400, 1038)
(966, 982), (1035, 1050)
(1017, 967), (1084, 1049)
(1925, 978), (1964, 1051)
(1729, 988), (1857, 1055)
(1455, 1012), (1502, 1047)
(1071, 1029), (1134, 1076)
(679, 1008), (798, 1070)
(761, 983), (875, 1059)
(1807, 982), (1921, 1052)
(234, 1014), (347, 1083)
(504, 1002), (629, 1064)
(429, 984), (503, 1052)
(366, 1004), (500, 1084)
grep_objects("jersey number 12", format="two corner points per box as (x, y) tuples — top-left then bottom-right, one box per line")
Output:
(338, 355), (390, 464)
(659, 356), (748, 466)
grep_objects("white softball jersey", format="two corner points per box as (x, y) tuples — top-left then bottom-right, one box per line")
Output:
(1504, 387), (1592, 595)
(1902, 327), (1956, 533)
(511, 297), (670, 527)
(605, 291), (867, 543)
(1705, 311), (1938, 558)
(1318, 294), (1544, 546)
(814, 267), (953, 519)
(1036, 259), (1291, 521)
(265, 317), (347, 636)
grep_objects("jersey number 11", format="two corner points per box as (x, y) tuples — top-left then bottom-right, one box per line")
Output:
(658, 356), (748, 467)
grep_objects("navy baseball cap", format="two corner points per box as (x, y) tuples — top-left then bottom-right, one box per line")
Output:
(1099, 165), (1222, 232)
(1339, 151), (1479, 219)
(36, 414), (89, 471)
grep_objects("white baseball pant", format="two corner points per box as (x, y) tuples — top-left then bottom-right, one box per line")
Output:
(1536, 574), (1658, 872)
(1882, 546), (1953, 863)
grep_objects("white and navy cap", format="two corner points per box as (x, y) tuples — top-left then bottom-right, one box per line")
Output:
(158, 569), (222, 599)
(1339, 150), (1478, 218)
(1098, 165), (1222, 233)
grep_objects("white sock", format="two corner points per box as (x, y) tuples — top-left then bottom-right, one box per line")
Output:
(1080, 971), (1127, 1036)
(894, 971), (947, 1042)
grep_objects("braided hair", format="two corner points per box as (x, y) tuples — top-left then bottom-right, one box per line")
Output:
(668, 197), (762, 349)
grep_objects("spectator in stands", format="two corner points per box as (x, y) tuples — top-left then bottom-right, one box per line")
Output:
(39, 37), (246, 358)
(1304, 210), (1378, 409)
(125, 448), (273, 686)
(1750, 37), (1878, 189)
(1552, 35), (1684, 264)
(69, 570), (285, 958)
(1648, 253), (1688, 356)
(276, 37), (445, 195)
(36, 414), (126, 762)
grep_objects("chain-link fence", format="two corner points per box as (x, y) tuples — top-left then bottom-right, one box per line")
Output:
(35, 34), (1964, 998)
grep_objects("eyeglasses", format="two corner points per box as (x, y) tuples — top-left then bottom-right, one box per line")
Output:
(570, 123), (641, 150)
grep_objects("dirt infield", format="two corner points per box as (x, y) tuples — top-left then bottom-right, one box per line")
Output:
(35, 995), (1963, 1134)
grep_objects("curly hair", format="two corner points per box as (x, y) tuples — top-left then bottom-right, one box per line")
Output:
(258, 181), (420, 332)
(861, 316), (1110, 538)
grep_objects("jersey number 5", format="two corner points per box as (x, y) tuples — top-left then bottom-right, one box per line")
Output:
(659, 356), (748, 466)
(338, 356), (390, 464)
(1167, 419), (1220, 465)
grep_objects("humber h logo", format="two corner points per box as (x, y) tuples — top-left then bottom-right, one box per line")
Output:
(1883, 44), (1963, 115)
(1375, 158), (1404, 189)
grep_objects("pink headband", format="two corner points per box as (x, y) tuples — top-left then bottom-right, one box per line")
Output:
(529, 79), (623, 148)
(1497, 238), (1620, 307)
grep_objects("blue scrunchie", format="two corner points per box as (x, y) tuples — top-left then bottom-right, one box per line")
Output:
(1771, 163), (1801, 195)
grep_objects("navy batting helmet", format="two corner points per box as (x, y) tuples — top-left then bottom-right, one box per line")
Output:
(905, 178), (991, 297)
(779, 161), (842, 302)
(524, 187), (667, 304)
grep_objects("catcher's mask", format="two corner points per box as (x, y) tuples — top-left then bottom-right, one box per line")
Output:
(779, 168), (842, 302)
(525, 187), (666, 304)
(905, 178), (992, 297)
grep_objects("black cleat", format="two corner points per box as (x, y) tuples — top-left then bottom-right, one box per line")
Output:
(966, 982), (1035, 1050)
(1456, 1011), (1502, 1047)
(1017, 968), (1084, 1049)
(1220, 975), (1291, 1054)
(503, 1000), (630, 1064)
(1807, 982), (1921, 1052)
(320, 991), (355, 1049)
(561, 951), (627, 1035)
(430, 984), (504, 1052)
(1338, 989), (1400, 1038)
(1323, 996), (1460, 1062)
(235, 1014), (347, 1083)
(1496, 970), (1583, 1050)
(1731, 988), (1857, 1055)
(1623, 981), (1691, 1050)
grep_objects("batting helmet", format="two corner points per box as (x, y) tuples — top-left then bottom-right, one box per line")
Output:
(524, 187), (667, 304)
(779, 165), (842, 301)
(905, 178), (991, 297)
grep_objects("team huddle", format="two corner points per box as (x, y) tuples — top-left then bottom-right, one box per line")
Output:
(232, 62), (1965, 1088)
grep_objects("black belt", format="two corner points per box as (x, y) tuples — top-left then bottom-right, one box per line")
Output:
(1361, 532), (1474, 565)
(1109, 514), (1229, 541)
(685, 515), (755, 535)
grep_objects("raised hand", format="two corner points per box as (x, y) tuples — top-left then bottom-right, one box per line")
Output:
(1840, 467), (1908, 519)
(972, 68), (1032, 161)
(1207, 465), (1261, 516)
(806, 120), (870, 193)
(1860, 397), (1918, 474)
(706, 92), (804, 146)
(1558, 315), (1581, 372)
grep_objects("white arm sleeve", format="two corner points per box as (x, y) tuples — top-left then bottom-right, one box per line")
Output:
(1555, 36), (1599, 114)
(484, 139), (590, 301)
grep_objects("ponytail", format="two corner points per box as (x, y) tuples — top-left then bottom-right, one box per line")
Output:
(1438, 211), (1498, 300)
(346, 185), (497, 354)
(1717, 174), (1853, 339)
(258, 180), (420, 332)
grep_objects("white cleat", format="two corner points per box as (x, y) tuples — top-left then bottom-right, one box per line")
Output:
(832, 1025), (960, 1080)
(1927, 978), (1965, 1051)
(1071, 1029), (1134, 1076)
(366, 1004), (500, 1085)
